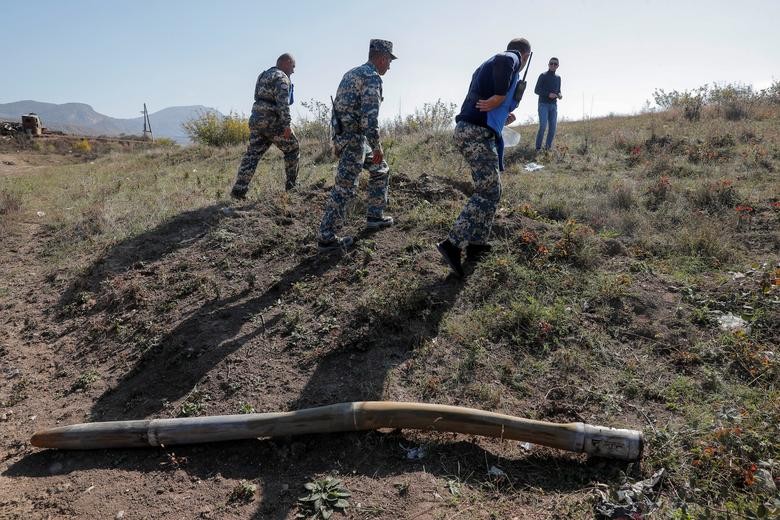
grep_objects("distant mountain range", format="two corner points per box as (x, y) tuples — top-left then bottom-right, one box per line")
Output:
(0, 101), (223, 143)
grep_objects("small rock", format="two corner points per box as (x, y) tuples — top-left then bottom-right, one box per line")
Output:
(36, 211), (46, 217)
(401, 444), (427, 460)
(115, 512), (125, 519)
(488, 465), (507, 479)
(753, 468), (777, 494)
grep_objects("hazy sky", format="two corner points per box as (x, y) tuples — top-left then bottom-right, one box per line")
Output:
(3, 0), (778, 122)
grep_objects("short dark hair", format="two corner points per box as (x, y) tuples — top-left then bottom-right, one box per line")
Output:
(507, 38), (531, 54)
(368, 49), (385, 60)
(549, 57), (559, 63)
(276, 53), (294, 66)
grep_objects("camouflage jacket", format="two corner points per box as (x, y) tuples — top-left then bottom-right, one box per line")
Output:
(332, 62), (383, 149)
(251, 66), (293, 127)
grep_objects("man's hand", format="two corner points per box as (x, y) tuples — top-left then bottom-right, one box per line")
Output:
(505, 113), (516, 126)
(283, 127), (293, 139)
(371, 147), (383, 165)
(558, 93), (563, 100)
(476, 95), (506, 112)
(548, 93), (557, 100)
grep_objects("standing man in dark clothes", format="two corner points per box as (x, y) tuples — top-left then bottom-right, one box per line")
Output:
(437, 38), (532, 277)
(231, 53), (298, 199)
(534, 57), (562, 151)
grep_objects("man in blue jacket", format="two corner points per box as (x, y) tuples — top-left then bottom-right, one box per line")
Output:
(437, 38), (532, 277)
(534, 57), (562, 151)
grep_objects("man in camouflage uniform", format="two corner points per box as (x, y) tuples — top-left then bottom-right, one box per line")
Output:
(317, 39), (397, 252)
(231, 53), (298, 199)
(438, 38), (532, 277)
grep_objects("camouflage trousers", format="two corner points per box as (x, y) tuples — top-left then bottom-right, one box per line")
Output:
(448, 121), (501, 248)
(318, 134), (390, 242)
(232, 116), (299, 194)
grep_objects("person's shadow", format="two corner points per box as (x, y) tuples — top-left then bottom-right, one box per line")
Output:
(57, 204), (227, 317)
(87, 244), (347, 421)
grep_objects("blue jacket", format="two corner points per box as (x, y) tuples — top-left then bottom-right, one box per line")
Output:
(534, 71), (561, 104)
(456, 51), (523, 129)
(456, 51), (523, 170)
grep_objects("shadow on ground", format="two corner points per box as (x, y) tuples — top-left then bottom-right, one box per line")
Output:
(87, 246), (346, 421)
(57, 204), (228, 314)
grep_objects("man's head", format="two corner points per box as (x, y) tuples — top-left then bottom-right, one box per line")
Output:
(507, 38), (532, 68)
(548, 57), (559, 72)
(368, 39), (397, 76)
(276, 53), (296, 76)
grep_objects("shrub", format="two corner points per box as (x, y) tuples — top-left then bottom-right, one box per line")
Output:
(538, 197), (572, 221)
(0, 189), (22, 216)
(645, 176), (672, 210)
(676, 223), (733, 264)
(297, 98), (332, 158)
(551, 219), (600, 268)
(153, 137), (178, 147)
(384, 99), (458, 135)
(182, 111), (249, 146)
(72, 138), (92, 154)
(709, 83), (758, 121)
(761, 79), (780, 104)
(690, 179), (739, 210)
(652, 82), (773, 121)
(654, 86), (708, 121)
(608, 182), (636, 210)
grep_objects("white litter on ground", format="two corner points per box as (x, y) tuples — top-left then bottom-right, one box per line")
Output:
(524, 162), (544, 172)
(716, 312), (749, 332)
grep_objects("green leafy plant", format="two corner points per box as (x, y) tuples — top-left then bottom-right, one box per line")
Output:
(238, 402), (255, 414)
(297, 476), (350, 519)
(228, 480), (256, 503)
(70, 369), (100, 392)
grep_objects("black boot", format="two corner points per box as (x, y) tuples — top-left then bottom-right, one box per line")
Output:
(230, 186), (247, 200)
(437, 239), (464, 277)
(465, 243), (492, 263)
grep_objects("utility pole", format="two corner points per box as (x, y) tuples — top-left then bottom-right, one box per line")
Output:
(141, 103), (153, 141)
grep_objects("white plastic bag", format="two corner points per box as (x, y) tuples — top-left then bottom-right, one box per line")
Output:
(502, 125), (522, 147)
